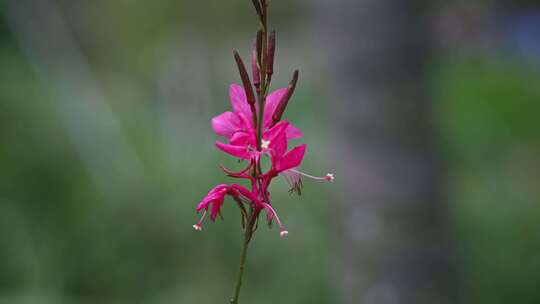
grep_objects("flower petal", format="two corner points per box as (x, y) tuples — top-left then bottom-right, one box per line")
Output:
(263, 87), (287, 127)
(263, 121), (289, 142)
(269, 129), (288, 159)
(230, 184), (258, 202)
(211, 111), (242, 138)
(230, 131), (251, 146)
(210, 197), (225, 221)
(276, 144), (307, 172)
(229, 84), (253, 121)
(196, 184), (228, 212)
(215, 141), (251, 159)
(286, 123), (303, 139)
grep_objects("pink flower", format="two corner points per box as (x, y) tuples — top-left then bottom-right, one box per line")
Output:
(267, 134), (307, 174)
(194, 3), (336, 302)
(211, 84), (303, 158)
(193, 181), (291, 237)
(215, 120), (291, 160)
(263, 129), (333, 195)
(195, 76), (333, 237)
(193, 184), (258, 230)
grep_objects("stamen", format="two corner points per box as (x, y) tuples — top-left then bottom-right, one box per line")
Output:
(262, 203), (288, 237)
(261, 139), (270, 149)
(281, 171), (303, 195)
(193, 210), (207, 231)
(325, 173), (335, 182)
(289, 169), (335, 182)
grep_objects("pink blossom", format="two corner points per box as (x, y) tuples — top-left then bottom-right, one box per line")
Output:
(215, 119), (291, 160)
(211, 84), (303, 148)
(195, 3), (335, 302)
(263, 129), (333, 195)
(194, 184), (258, 230)
(195, 38), (333, 237)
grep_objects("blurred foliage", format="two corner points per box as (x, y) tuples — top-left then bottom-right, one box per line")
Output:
(433, 54), (540, 304)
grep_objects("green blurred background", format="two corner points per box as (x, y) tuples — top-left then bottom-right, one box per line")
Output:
(0, 0), (539, 303)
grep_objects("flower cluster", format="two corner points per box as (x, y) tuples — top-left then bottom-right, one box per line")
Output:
(193, 0), (333, 239)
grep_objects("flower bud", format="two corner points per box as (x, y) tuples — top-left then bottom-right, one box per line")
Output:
(251, 39), (260, 91)
(272, 70), (299, 123)
(233, 50), (256, 107)
(266, 30), (276, 76)
(256, 30), (263, 65)
(251, 0), (262, 18)
(260, 0), (267, 24)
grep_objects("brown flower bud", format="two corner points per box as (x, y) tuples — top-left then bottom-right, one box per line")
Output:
(256, 30), (263, 66)
(272, 70), (299, 124)
(267, 30), (276, 76)
(233, 50), (256, 107)
(251, 39), (260, 90)
(251, 0), (262, 18)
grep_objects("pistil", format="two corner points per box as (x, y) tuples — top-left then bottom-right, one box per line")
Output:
(193, 210), (207, 231)
(289, 169), (335, 182)
(262, 203), (288, 237)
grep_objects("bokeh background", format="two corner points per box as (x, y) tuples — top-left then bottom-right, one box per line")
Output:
(0, 0), (539, 303)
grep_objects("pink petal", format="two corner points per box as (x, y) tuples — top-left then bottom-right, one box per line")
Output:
(210, 197), (225, 221)
(230, 184), (258, 202)
(276, 144), (307, 172)
(211, 111), (242, 138)
(196, 200), (208, 212)
(238, 111), (256, 132)
(263, 121), (289, 142)
(229, 84), (253, 121)
(263, 88), (287, 128)
(230, 131), (251, 146)
(269, 130), (288, 159)
(220, 163), (252, 179)
(196, 184), (228, 212)
(215, 141), (251, 159)
(286, 123), (303, 139)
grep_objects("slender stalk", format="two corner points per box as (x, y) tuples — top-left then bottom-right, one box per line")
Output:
(230, 2), (272, 303)
(230, 211), (256, 304)
(256, 1), (268, 151)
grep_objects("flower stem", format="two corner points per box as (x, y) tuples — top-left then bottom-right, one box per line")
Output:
(256, 0), (268, 151)
(230, 210), (255, 304)
(231, 2), (271, 303)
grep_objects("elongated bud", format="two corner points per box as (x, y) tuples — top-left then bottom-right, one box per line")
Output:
(260, 0), (267, 24)
(272, 70), (299, 124)
(233, 50), (256, 107)
(256, 30), (263, 66)
(251, 0), (262, 18)
(251, 39), (260, 91)
(267, 30), (276, 76)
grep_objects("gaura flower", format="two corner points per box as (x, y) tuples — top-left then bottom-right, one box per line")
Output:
(194, 183), (258, 231)
(263, 128), (333, 193)
(195, 54), (333, 237)
(193, 3), (335, 302)
(211, 84), (303, 159)
(215, 120), (291, 160)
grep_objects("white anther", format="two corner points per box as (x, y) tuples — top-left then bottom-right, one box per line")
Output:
(325, 173), (335, 182)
